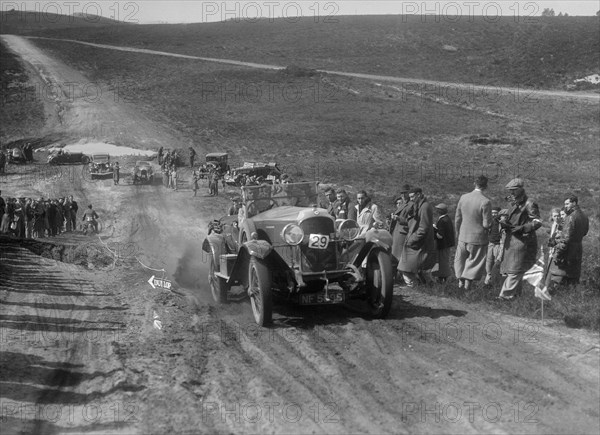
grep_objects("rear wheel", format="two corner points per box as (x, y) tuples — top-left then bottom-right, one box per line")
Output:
(208, 254), (229, 303)
(82, 156), (90, 164)
(248, 258), (272, 326)
(366, 250), (393, 318)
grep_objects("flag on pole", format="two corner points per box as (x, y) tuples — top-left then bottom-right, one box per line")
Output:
(523, 247), (552, 301)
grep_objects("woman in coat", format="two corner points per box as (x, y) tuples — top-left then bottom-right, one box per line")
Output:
(390, 185), (412, 262)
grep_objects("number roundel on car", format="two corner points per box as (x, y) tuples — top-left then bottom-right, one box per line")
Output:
(309, 234), (330, 249)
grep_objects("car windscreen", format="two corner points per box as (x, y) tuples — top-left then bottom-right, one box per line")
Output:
(241, 181), (319, 210)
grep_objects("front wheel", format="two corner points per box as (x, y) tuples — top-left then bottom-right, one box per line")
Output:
(81, 156), (90, 164)
(248, 258), (272, 326)
(208, 254), (229, 303)
(365, 250), (393, 318)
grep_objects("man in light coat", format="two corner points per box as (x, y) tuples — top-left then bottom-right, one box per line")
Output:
(454, 175), (492, 290)
(354, 190), (384, 233)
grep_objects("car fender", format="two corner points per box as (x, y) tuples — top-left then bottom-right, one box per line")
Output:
(202, 234), (228, 272)
(351, 228), (393, 267)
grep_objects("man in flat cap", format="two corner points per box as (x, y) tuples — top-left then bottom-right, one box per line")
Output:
(484, 206), (504, 286)
(547, 194), (589, 288)
(432, 203), (455, 282)
(498, 178), (542, 300)
(454, 175), (493, 290)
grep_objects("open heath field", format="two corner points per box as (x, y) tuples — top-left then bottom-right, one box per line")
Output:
(16, 16), (600, 330)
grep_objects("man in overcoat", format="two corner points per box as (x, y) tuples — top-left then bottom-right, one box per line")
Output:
(548, 194), (589, 287)
(498, 178), (542, 300)
(432, 203), (455, 282)
(390, 184), (413, 264)
(398, 187), (437, 287)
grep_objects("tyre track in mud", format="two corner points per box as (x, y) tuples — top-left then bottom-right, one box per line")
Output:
(0, 239), (140, 434)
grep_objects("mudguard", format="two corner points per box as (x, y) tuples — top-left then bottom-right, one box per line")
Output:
(352, 228), (393, 267)
(244, 239), (273, 259)
(202, 234), (228, 272)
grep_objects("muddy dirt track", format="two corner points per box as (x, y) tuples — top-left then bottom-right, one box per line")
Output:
(1, 35), (599, 434)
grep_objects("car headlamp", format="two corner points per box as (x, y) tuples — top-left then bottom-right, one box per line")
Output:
(338, 219), (360, 241)
(281, 224), (304, 245)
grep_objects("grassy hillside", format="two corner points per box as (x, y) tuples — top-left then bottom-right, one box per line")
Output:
(21, 15), (600, 90)
(0, 41), (45, 142)
(0, 9), (130, 34)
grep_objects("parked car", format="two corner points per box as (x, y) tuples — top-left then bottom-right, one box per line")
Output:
(205, 152), (229, 174)
(7, 147), (27, 164)
(224, 162), (282, 186)
(89, 154), (113, 179)
(202, 181), (394, 326)
(47, 150), (90, 165)
(132, 161), (154, 184)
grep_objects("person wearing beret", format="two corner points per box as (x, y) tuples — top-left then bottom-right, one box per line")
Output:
(498, 178), (542, 300)
(432, 203), (455, 283)
(454, 175), (493, 290)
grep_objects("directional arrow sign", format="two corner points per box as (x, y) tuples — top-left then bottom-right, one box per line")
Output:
(147, 275), (172, 290)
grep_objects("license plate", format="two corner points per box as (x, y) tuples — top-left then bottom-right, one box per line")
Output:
(299, 290), (345, 305)
(308, 234), (330, 249)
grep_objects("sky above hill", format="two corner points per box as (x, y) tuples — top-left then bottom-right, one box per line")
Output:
(1, 1), (598, 24)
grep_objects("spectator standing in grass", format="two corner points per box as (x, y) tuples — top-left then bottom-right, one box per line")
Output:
(454, 175), (492, 290)
(398, 187), (437, 287)
(25, 198), (34, 238)
(484, 206), (504, 286)
(171, 165), (178, 191)
(547, 195), (589, 288)
(113, 162), (120, 185)
(0, 152), (6, 173)
(68, 195), (78, 232)
(189, 147), (196, 169)
(497, 178), (542, 301)
(0, 191), (5, 219)
(158, 146), (164, 165)
(192, 170), (200, 197)
(390, 185), (413, 263)
(432, 203), (455, 283)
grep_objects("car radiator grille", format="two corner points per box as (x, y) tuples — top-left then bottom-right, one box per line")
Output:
(299, 217), (338, 272)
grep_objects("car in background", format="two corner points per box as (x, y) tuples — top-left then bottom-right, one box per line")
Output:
(89, 154), (113, 179)
(132, 161), (154, 184)
(205, 152), (229, 173)
(202, 181), (394, 326)
(224, 162), (282, 186)
(7, 147), (27, 164)
(47, 150), (90, 165)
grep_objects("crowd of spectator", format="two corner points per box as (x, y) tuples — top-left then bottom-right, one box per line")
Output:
(0, 190), (79, 239)
(321, 176), (590, 299)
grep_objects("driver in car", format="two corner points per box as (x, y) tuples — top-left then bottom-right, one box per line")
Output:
(246, 183), (277, 216)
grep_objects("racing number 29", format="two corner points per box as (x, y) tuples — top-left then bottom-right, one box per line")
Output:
(309, 234), (330, 249)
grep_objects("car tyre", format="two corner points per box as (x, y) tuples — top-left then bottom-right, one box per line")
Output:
(366, 250), (393, 319)
(248, 258), (272, 326)
(208, 253), (229, 304)
(81, 156), (90, 164)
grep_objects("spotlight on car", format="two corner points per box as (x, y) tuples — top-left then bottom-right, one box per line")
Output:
(338, 219), (360, 241)
(281, 224), (304, 245)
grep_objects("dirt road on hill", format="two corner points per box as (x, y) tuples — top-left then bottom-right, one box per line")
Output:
(1, 35), (599, 434)
(24, 35), (600, 102)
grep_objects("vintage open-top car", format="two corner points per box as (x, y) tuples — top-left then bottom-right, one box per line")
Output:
(133, 161), (154, 184)
(47, 150), (90, 165)
(89, 154), (113, 179)
(202, 181), (394, 326)
(224, 161), (282, 186)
